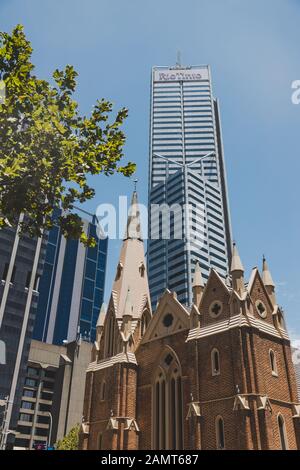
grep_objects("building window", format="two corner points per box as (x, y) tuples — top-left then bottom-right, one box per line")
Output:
(100, 381), (106, 401)
(209, 300), (223, 319)
(269, 350), (278, 376)
(162, 313), (174, 328)
(141, 310), (150, 337)
(278, 414), (288, 450)
(19, 413), (33, 423)
(256, 300), (267, 319)
(21, 401), (34, 410)
(24, 378), (38, 388)
(39, 403), (51, 412)
(106, 314), (115, 358)
(154, 371), (166, 450)
(215, 416), (225, 450)
(27, 367), (39, 377)
(211, 348), (220, 376)
(153, 349), (183, 450)
(23, 389), (36, 398)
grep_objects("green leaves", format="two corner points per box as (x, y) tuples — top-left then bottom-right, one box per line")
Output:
(56, 424), (80, 450)
(0, 25), (136, 245)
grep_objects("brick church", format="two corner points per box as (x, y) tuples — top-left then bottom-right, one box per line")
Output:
(79, 191), (300, 450)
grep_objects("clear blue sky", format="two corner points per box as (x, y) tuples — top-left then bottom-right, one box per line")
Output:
(1, 0), (300, 338)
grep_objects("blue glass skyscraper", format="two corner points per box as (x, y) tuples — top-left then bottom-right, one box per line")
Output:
(148, 64), (232, 307)
(33, 209), (108, 345)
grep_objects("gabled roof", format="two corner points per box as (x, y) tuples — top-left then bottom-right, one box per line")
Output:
(247, 267), (274, 311)
(139, 290), (190, 344)
(247, 267), (258, 293)
(199, 268), (230, 309)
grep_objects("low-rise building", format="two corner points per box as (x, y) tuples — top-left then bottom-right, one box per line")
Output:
(13, 339), (92, 449)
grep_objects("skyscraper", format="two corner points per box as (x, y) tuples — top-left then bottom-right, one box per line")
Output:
(0, 219), (46, 448)
(0, 209), (107, 448)
(148, 64), (232, 306)
(33, 209), (108, 345)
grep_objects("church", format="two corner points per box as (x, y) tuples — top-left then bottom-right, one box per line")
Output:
(79, 191), (300, 450)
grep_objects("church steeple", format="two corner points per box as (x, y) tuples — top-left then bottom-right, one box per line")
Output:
(96, 303), (106, 342)
(192, 261), (205, 306)
(124, 191), (143, 241)
(111, 190), (151, 323)
(230, 242), (245, 295)
(262, 256), (276, 305)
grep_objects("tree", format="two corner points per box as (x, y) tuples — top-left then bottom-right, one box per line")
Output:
(55, 423), (80, 450)
(0, 25), (135, 245)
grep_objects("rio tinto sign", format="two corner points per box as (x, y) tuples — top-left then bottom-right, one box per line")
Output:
(154, 67), (209, 82)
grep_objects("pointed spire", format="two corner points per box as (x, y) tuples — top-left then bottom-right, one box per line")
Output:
(192, 261), (205, 306)
(193, 261), (204, 288)
(124, 191), (143, 241)
(111, 189), (151, 322)
(97, 303), (106, 328)
(96, 303), (106, 345)
(230, 242), (245, 295)
(262, 256), (275, 288)
(262, 256), (276, 305)
(231, 242), (244, 273)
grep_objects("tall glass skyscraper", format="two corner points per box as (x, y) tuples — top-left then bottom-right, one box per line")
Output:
(33, 209), (108, 345)
(0, 219), (46, 447)
(148, 64), (232, 307)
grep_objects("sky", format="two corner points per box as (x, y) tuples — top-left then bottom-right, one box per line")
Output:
(1, 0), (300, 338)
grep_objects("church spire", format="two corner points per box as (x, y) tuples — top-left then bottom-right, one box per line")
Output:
(124, 191), (143, 241)
(192, 261), (204, 306)
(230, 242), (245, 295)
(262, 256), (276, 305)
(96, 303), (106, 343)
(111, 190), (151, 321)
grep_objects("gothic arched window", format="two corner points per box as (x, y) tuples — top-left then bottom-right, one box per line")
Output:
(154, 370), (166, 450)
(153, 349), (183, 450)
(211, 348), (220, 376)
(278, 414), (288, 450)
(269, 349), (278, 376)
(141, 309), (150, 337)
(215, 416), (225, 450)
(100, 381), (106, 401)
(106, 314), (115, 358)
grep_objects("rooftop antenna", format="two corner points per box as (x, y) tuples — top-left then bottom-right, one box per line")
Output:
(176, 50), (182, 68)
(133, 178), (138, 192)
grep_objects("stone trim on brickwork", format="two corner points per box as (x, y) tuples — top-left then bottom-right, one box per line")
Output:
(186, 314), (289, 342)
(86, 352), (137, 372)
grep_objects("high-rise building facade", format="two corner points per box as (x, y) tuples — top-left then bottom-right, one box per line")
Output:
(0, 218), (46, 448)
(13, 339), (92, 450)
(33, 209), (108, 345)
(0, 209), (107, 448)
(148, 64), (232, 306)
